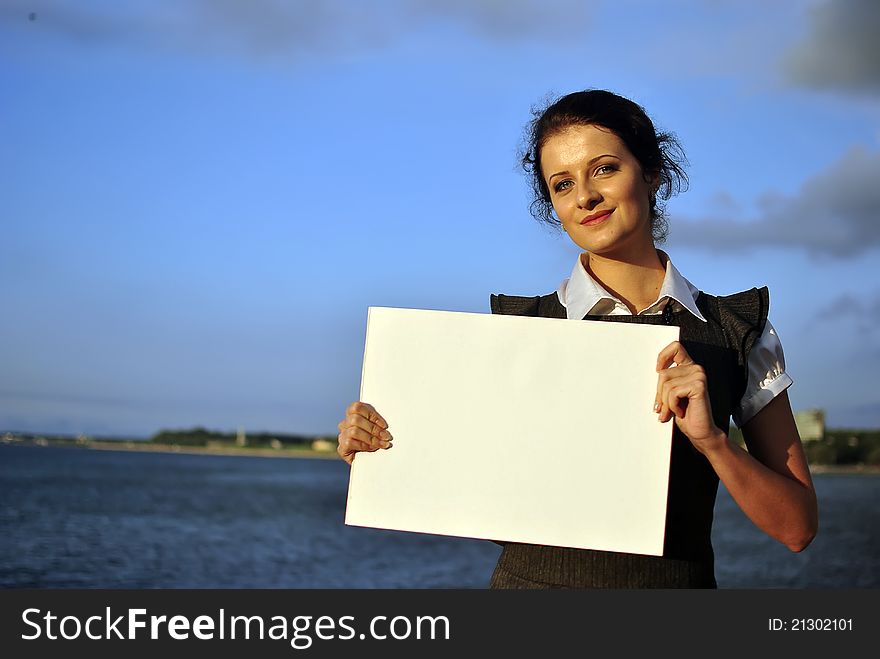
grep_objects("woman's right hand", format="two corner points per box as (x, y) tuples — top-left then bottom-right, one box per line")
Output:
(336, 401), (392, 465)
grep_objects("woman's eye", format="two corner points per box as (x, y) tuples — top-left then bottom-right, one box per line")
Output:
(553, 180), (573, 193)
(595, 164), (615, 175)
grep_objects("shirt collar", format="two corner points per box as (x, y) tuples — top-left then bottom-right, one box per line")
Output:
(556, 250), (707, 322)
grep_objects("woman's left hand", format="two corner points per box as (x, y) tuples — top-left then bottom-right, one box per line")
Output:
(655, 341), (725, 454)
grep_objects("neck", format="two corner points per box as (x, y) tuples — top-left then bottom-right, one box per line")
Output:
(583, 246), (666, 314)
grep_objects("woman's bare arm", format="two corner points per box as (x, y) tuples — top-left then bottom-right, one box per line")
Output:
(656, 341), (818, 552)
(701, 391), (818, 551)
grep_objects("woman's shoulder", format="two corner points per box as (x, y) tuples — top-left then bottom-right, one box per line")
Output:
(698, 286), (769, 328)
(489, 291), (566, 318)
(697, 286), (770, 360)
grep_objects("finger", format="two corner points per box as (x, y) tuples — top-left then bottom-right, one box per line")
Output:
(343, 426), (390, 450)
(337, 441), (371, 465)
(656, 380), (675, 423)
(655, 373), (670, 422)
(337, 443), (366, 465)
(667, 362), (711, 417)
(657, 364), (702, 387)
(346, 401), (389, 429)
(655, 344), (683, 414)
(665, 381), (698, 419)
(337, 431), (374, 454)
(654, 368), (691, 418)
(654, 370), (666, 416)
(655, 361), (699, 417)
(345, 414), (392, 444)
(658, 388), (673, 423)
(666, 385), (686, 419)
(657, 372), (689, 422)
(656, 341), (695, 372)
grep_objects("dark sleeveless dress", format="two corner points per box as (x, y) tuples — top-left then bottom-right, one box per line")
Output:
(487, 287), (769, 588)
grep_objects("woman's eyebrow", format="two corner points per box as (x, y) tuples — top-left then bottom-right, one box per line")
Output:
(548, 153), (619, 181)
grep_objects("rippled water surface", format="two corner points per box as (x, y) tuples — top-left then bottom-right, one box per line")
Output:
(1, 444), (877, 588)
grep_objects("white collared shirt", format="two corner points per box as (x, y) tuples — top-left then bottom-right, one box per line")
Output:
(556, 252), (792, 427)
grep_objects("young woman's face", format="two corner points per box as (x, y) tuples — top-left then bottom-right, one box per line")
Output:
(540, 124), (656, 257)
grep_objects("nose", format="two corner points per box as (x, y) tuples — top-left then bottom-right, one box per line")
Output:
(576, 179), (601, 209)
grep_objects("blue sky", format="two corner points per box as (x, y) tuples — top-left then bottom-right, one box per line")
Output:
(2, 0), (879, 437)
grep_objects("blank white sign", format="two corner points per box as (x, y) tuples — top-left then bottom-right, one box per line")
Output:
(345, 307), (679, 556)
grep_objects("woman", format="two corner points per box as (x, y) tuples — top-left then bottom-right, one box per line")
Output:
(337, 89), (818, 588)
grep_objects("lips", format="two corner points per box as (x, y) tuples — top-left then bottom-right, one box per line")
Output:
(580, 209), (613, 226)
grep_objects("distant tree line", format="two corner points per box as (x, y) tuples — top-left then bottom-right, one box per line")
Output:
(802, 429), (880, 466)
(728, 427), (880, 466)
(149, 427), (316, 448)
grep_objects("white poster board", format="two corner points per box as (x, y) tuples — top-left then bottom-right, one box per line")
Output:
(345, 307), (679, 556)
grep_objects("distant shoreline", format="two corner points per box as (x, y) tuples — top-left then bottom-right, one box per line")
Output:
(89, 441), (340, 460)
(808, 463), (880, 475)
(3, 439), (340, 461)
(3, 438), (879, 472)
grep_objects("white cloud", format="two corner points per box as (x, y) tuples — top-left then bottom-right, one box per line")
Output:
(670, 147), (880, 257)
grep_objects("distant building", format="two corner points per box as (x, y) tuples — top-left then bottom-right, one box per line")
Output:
(794, 409), (825, 441)
(236, 426), (247, 447)
(311, 438), (336, 452)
